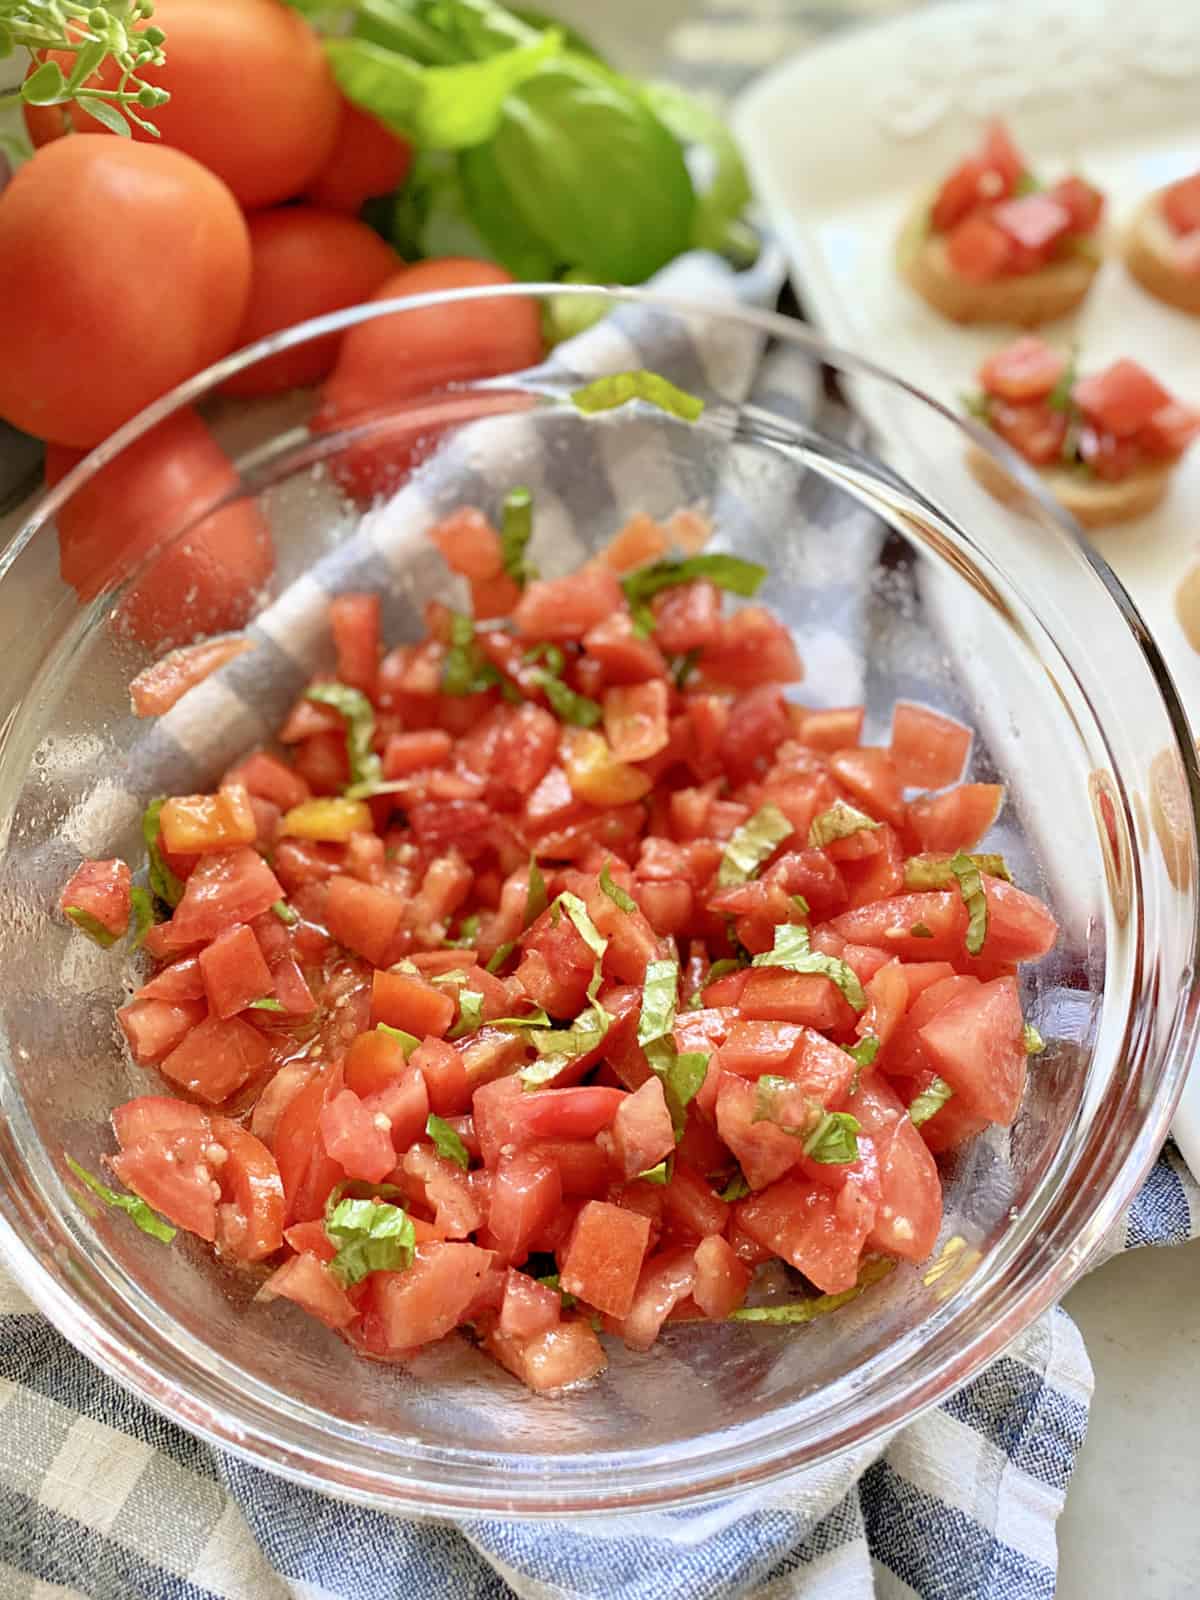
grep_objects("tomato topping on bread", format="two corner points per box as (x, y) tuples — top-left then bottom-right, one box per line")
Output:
(1125, 171), (1200, 315)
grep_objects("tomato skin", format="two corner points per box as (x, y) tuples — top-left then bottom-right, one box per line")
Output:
(47, 409), (275, 648)
(0, 138), (251, 448)
(221, 209), (399, 397)
(319, 1089), (397, 1185)
(945, 214), (1013, 281)
(209, 1115), (285, 1262)
(736, 1165), (877, 1296)
(918, 974), (1027, 1124)
(305, 101), (413, 214)
(979, 336), (1066, 403)
(61, 859), (131, 940)
(371, 969), (455, 1037)
(29, 0), (340, 209)
(1073, 360), (1175, 438)
(616, 1245), (698, 1351)
(112, 1094), (211, 1149)
(829, 748), (907, 828)
(224, 752), (311, 815)
(692, 1233), (751, 1319)
(499, 1268), (561, 1340)
(111, 1129), (218, 1241)
(325, 876), (405, 968)
(274, 1069), (345, 1224)
(907, 784), (1003, 854)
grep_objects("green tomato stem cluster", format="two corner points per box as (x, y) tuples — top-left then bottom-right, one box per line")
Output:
(0, 0), (169, 135)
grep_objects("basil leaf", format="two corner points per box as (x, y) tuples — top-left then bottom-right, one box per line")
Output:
(804, 1111), (861, 1165)
(1015, 170), (1043, 196)
(638, 958), (707, 1135)
(751, 923), (867, 1012)
(426, 1113), (470, 1170)
(325, 28), (563, 150)
(533, 667), (602, 728)
(903, 853), (1011, 890)
(620, 552), (767, 609)
(524, 856), (548, 927)
(325, 1195), (416, 1287)
(638, 958), (680, 1052)
(639, 79), (756, 263)
(719, 1171), (750, 1202)
(306, 682), (384, 789)
(66, 1157), (175, 1244)
(572, 369), (704, 422)
(499, 485), (536, 585)
(909, 1076), (954, 1128)
(1024, 1024), (1046, 1055)
(442, 611), (501, 697)
(558, 891), (606, 965)
(249, 998), (285, 1012)
(600, 863), (636, 914)
(672, 648), (701, 690)
(142, 797), (184, 908)
(808, 800), (882, 850)
(491, 1007), (553, 1029)
(486, 939), (516, 974)
(533, 1269), (578, 1309)
(65, 906), (119, 948)
(490, 58), (695, 283)
(448, 912), (481, 948)
(272, 899), (299, 926)
(128, 886), (155, 951)
(635, 1159), (669, 1185)
(729, 1257), (895, 1322)
(949, 851), (989, 956)
(448, 989), (485, 1039)
(961, 390), (992, 422)
(457, 142), (559, 278)
(1047, 347), (1078, 413)
(843, 1034), (880, 1095)
(717, 803), (794, 888)
(377, 1022), (421, 1056)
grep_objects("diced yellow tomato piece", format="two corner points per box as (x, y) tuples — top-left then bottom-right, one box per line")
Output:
(561, 728), (654, 807)
(159, 784), (256, 855)
(280, 796), (372, 842)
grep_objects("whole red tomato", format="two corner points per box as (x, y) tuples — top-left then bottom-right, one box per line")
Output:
(305, 102), (413, 214)
(0, 137), (251, 447)
(24, 0), (340, 209)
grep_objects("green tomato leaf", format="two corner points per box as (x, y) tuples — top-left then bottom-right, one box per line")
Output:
(66, 1156), (175, 1243)
(949, 850), (989, 956)
(751, 923), (866, 1012)
(325, 28), (563, 150)
(717, 802), (794, 888)
(808, 800), (882, 850)
(325, 1194), (416, 1287)
(490, 57), (695, 283)
(142, 798), (184, 909)
(307, 682), (384, 789)
(426, 1113), (470, 1170)
(571, 370), (705, 422)
(620, 552), (767, 608)
(599, 863), (636, 914)
(908, 1075), (954, 1128)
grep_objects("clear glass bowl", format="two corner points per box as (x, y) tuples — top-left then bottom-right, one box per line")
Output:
(0, 286), (1196, 1518)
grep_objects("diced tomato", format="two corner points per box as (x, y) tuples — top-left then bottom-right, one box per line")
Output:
(325, 876), (405, 968)
(130, 637), (254, 718)
(616, 1245), (698, 1351)
(159, 1012), (270, 1104)
(373, 1241), (495, 1348)
(272, 1069), (344, 1224)
(795, 707), (864, 753)
(738, 968), (856, 1033)
(561, 728), (654, 807)
(209, 1115), (285, 1262)
(907, 784), (1003, 853)
(991, 194), (1072, 254)
(979, 120), (1025, 191)
(916, 1081), (991, 1153)
(1163, 172), (1200, 237)
(344, 1027), (411, 1097)
(583, 612), (668, 685)
(736, 1165), (877, 1296)
(979, 875), (1058, 963)
(283, 1218), (336, 1262)
(698, 607), (803, 688)
(118, 997), (206, 1065)
(487, 1148), (562, 1263)
(61, 858), (132, 941)
(328, 593), (381, 699)
(371, 969), (455, 1037)
(512, 567), (625, 642)
(110, 1128), (218, 1241)
(1073, 360), (1175, 438)
(848, 1077), (942, 1261)
(160, 786), (257, 856)
(428, 507), (503, 580)
(918, 975), (1027, 1124)
(833, 891), (966, 961)
(653, 581), (723, 654)
(527, 1138), (612, 1197)
(133, 955), (204, 1004)
(888, 704), (973, 795)
(1140, 401), (1200, 460)
(945, 214), (1013, 281)
(400, 1143), (483, 1238)
(499, 1268), (561, 1339)
(111, 1094), (210, 1149)
(560, 1199), (651, 1318)
(715, 1072), (802, 1191)
(264, 1252), (357, 1329)
(1047, 175), (1104, 233)
(603, 680), (670, 764)
(164, 848), (284, 950)
(859, 961), (908, 1050)
(884, 974), (978, 1077)
(829, 748), (906, 827)
(931, 156), (990, 233)
(717, 1019), (806, 1079)
(606, 1077), (674, 1181)
(717, 685), (791, 786)
(224, 752), (311, 813)
(507, 1086), (624, 1147)
(317, 1088), (395, 1184)
(481, 1313), (607, 1391)
(979, 336), (1066, 403)
(692, 1233), (751, 1318)
(199, 923), (275, 1019)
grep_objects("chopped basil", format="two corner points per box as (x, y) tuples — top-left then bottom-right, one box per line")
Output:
(524, 856), (548, 928)
(960, 390), (992, 423)
(249, 997), (285, 1012)
(909, 1075), (954, 1127)
(1047, 345), (1078, 413)
(142, 797), (184, 908)
(600, 862), (636, 914)
(491, 1007), (553, 1029)
(752, 1075), (815, 1136)
(621, 552), (767, 610)
(719, 1171), (750, 1202)
(716, 803), (794, 887)
(1024, 1023), (1046, 1055)
(910, 923), (934, 939)
(128, 886), (155, 950)
(638, 957), (707, 1135)
(486, 940), (516, 974)
(1014, 170), (1042, 196)
(630, 602), (655, 638)
(571, 369), (704, 423)
(442, 611), (502, 698)
(500, 485), (536, 586)
(706, 957), (747, 982)
(804, 1110), (861, 1164)
(271, 899), (299, 926)
(559, 891), (606, 964)
(325, 1194), (416, 1288)
(672, 648), (700, 689)
(751, 923), (866, 1012)
(903, 853), (1011, 890)
(791, 894), (810, 916)
(534, 1270), (578, 1310)
(426, 1113), (470, 1170)
(843, 1034), (880, 1094)
(448, 989), (485, 1040)
(65, 906), (119, 948)
(949, 850), (988, 956)
(377, 1022), (421, 1057)
(808, 800), (881, 850)
(520, 892), (611, 1082)
(729, 1257), (895, 1321)
(66, 1156), (176, 1244)
(306, 681), (384, 790)
(448, 912), (481, 949)
(638, 1159), (671, 1185)
(535, 668), (602, 728)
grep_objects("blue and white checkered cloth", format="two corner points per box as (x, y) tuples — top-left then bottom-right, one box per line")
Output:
(2, 5), (1199, 1598)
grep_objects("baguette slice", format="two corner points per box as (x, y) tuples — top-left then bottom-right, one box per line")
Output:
(1124, 193), (1200, 315)
(897, 195), (1100, 326)
(967, 443), (1170, 529)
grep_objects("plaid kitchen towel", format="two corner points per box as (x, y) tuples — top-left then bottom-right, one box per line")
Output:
(2, 7), (1200, 1600)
